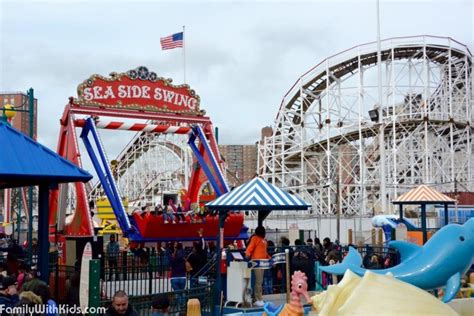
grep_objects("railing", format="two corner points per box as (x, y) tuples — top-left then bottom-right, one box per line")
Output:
(102, 283), (214, 315)
(100, 250), (215, 314)
(224, 244), (400, 296)
(49, 263), (78, 304)
(189, 253), (217, 285)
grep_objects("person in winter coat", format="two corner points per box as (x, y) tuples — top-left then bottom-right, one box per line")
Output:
(105, 291), (139, 316)
(0, 276), (19, 316)
(245, 226), (270, 307)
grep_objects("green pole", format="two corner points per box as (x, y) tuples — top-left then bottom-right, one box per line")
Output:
(88, 259), (101, 315)
(27, 88), (34, 264)
(214, 126), (219, 144)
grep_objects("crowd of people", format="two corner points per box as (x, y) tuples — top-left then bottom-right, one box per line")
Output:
(0, 226), (402, 314)
(2, 223), (471, 315)
(242, 226), (402, 305)
(102, 230), (211, 315)
(0, 262), (58, 316)
(0, 236), (85, 316)
(104, 228), (209, 310)
(132, 202), (214, 224)
(104, 225), (402, 310)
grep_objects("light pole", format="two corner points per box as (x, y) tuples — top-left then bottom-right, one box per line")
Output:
(27, 88), (35, 265)
(1, 88), (35, 263)
(376, 0), (387, 215)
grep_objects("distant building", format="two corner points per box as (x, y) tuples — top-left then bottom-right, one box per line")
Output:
(0, 92), (38, 139)
(260, 126), (273, 140)
(257, 126), (273, 176)
(219, 145), (258, 186)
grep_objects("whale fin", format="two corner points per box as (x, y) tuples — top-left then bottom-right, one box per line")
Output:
(442, 272), (461, 303)
(388, 240), (421, 261)
(263, 302), (283, 316)
(320, 247), (363, 275)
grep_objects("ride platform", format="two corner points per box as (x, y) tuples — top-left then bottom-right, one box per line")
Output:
(131, 212), (246, 241)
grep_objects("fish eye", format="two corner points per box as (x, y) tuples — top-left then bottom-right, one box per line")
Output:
(459, 236), (465, 241)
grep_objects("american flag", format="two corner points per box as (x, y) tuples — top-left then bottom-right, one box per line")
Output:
(160, 32), (183, 50)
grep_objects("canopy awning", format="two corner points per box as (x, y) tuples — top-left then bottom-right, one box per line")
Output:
(393, 184), (455, 204)
(0, 121), (92, 188)
(206, 177), (311, 210)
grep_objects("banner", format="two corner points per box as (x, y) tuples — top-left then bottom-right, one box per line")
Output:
(249, 252), (287, 269)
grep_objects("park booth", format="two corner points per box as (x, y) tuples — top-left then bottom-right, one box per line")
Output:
(393, 185), (455, 244)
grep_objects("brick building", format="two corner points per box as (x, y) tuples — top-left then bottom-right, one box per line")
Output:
(0, 91), (38, 138)
(219, 145), (258, 186)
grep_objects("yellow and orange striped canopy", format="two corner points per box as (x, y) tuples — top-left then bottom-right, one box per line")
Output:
(393, 185), (455, 203)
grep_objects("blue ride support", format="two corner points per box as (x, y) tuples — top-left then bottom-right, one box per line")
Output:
(80, 118), (136, 238)
(80, 120), (231, 243)
(188, 125), (229, 196)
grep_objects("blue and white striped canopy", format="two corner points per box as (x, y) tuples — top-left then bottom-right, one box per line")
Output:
(206, 177), (311, 210)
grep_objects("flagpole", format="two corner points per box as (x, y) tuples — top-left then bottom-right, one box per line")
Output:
(183, 25), (186, 84)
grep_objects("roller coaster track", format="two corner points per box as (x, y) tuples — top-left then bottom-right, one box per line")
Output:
(277, 36), (471, 134)
(260, 35), (473, 216)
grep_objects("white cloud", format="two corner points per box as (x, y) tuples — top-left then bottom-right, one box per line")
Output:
(1, 0), (472, 154)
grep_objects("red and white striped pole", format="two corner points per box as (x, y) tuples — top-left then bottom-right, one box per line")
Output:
(74, 119), (192, 134)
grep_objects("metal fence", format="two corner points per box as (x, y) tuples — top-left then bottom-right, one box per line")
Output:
(246, 229), (317, 245)
(99, 283), (214, 315)
(100, 250), (216, 315)
(43, 243), (399, 314)
(49, 263), (78, 303)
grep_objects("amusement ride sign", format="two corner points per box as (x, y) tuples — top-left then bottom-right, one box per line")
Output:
(76, 66), (202, 116)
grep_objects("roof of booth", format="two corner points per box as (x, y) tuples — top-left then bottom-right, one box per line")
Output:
(206, 177), (311, 210)
(393, 185), (455, 204)
(0, 121), (92, 189)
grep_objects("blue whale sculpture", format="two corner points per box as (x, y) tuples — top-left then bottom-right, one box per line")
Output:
(320, 218), (474, 302)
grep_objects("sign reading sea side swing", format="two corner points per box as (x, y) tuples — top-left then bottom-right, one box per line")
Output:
(76, 66), (203, 116)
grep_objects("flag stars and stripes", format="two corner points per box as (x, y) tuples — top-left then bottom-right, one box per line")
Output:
(160, 32), (184, 50)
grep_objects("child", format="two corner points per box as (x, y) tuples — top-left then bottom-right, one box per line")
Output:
(163, 206), (175, 224)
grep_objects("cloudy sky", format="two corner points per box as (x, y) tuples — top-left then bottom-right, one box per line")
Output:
(1, 0), (473, 158)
